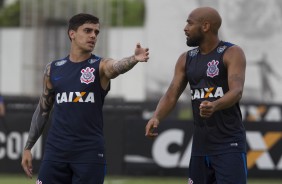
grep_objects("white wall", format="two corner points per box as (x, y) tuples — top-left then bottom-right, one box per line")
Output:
(0, 29), (23, 94)
(1, 0), (282, 103)
(107, 28), (147, 101)
(0, 28), (147, 101)
(0, 28), (36, 95)
(144, 0), (196, 100)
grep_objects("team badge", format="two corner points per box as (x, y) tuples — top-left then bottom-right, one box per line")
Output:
(206, 60), (219, 78)
(80, 67), (95, 84)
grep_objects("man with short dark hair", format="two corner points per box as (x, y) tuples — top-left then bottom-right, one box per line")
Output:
(22, 13), (149, 184)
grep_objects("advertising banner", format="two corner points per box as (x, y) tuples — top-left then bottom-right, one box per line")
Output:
(123, 119), (282, 178)
(0, 97), (281, 178)
(0, 96), (42, 173)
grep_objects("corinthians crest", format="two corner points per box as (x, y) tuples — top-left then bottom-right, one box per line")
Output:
(80, 67), (95, 84)
(206, 60), (219, 78)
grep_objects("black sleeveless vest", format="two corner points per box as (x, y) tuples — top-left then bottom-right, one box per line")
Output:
(185, 41), (246, 156)
(44, 54), (109, 163)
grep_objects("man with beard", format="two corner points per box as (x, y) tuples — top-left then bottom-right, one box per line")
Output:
(145, 7), (247, 184)
(21, 13), (149, 184)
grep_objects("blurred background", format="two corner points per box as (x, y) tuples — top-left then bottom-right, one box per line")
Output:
(0, 0), (281, 183)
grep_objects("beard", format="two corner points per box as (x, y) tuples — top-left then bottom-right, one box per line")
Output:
(186, 29), (203, 47)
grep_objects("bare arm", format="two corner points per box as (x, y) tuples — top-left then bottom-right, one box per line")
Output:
(21, 63), (55, 178)
(24, 63), (55, 150)
(103, 55), (140, 78)
(200, 45), (246, 118)
(100, 43), (149, 89)
(145, 52), (188, 137)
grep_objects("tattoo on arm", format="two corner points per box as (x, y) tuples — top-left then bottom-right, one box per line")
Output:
(24, 64), (55, 150)
(112, 55), (138, 74)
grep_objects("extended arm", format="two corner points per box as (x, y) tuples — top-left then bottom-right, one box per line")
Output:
(99, 43), (149, 89)
(145, 52), (188, 137)
(200, 46), (246, 118)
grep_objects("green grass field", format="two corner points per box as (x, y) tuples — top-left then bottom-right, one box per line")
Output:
(0, 175), (282, 184)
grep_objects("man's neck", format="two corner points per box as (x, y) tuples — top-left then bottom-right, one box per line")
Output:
(199, 37), (220, 55)
(69, 49), (92, 63)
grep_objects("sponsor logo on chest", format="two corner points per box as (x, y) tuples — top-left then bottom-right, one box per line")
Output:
(56, 92), (95, 104)
(191, 87), (224, 100)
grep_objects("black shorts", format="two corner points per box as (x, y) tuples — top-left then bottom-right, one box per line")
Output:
(188, 152), (247, 184)
(37, 160), (106, 184)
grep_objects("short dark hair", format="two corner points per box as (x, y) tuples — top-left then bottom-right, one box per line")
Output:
(68, 13), (99, 38)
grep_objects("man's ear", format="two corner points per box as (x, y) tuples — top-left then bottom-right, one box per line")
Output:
(202, 21), (210, 32)
(69, 30), (75, 40)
